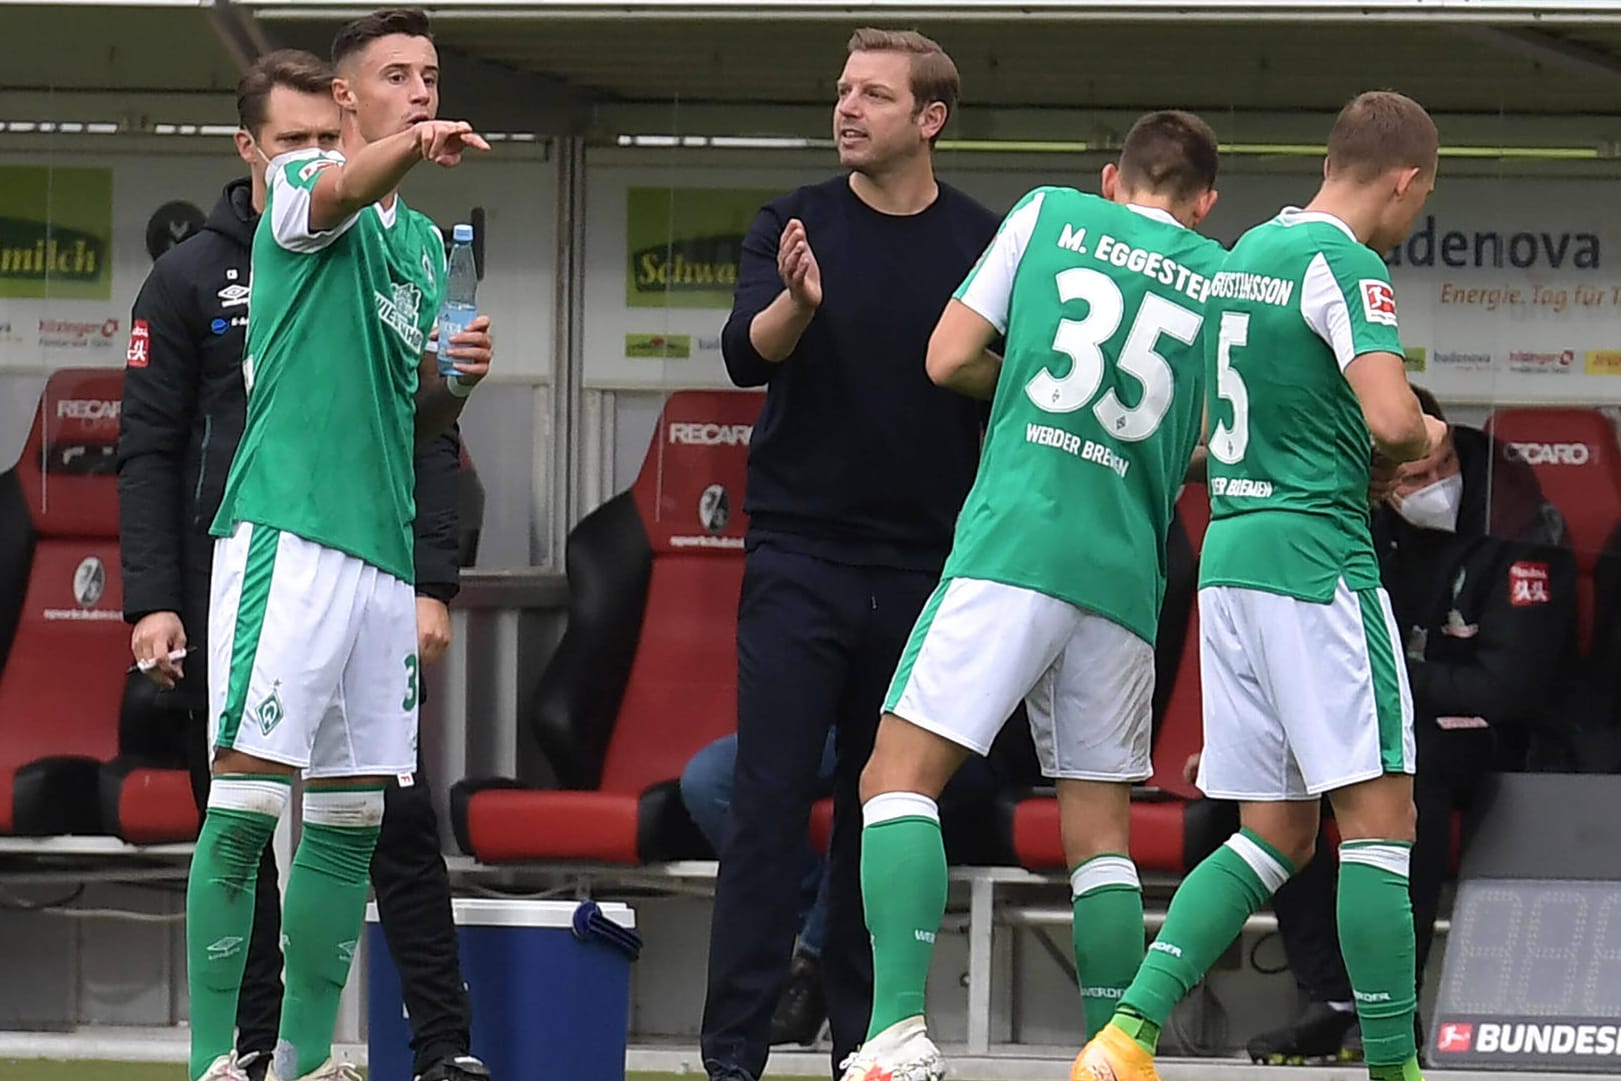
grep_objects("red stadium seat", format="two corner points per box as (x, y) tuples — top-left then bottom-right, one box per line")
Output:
(1483, 408), (1621, 652)
(809, 797), (834, 857)
(0, 370), (130, 835)
(98, 670), (199, 843)
(451, 390), (762, 864)
(99, 760), (197, 843)
(1009, 796), (1235, 874)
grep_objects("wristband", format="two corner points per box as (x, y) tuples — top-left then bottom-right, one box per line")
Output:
(446, 373), (474, 398)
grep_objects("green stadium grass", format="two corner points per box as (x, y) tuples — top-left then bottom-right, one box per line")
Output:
(0, 1064), (827, 1081)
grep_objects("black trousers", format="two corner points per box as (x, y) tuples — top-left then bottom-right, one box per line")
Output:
(1270, 728), (1497, 1006)
(187, 675), (474, 1075)
(701, 545), (938, 1081)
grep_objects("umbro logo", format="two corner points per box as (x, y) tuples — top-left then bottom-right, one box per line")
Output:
(206, 936), (244, 961)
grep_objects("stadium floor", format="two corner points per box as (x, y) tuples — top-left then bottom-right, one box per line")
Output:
(0, 1068), (737, 1081)
(0, 1034), (1587, 1081)
(0, 1058), (1592, 1081)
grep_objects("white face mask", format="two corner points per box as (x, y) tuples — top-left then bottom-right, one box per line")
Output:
(1394, 472), (1463, 533)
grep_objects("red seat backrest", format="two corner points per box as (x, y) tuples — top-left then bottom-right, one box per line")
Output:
(1148, 484), (1207, 798)
(0, 369), (127, 773)
(1483, 408), (1621, 650)
(597, 390), (763, 794)
(1177, 480), (1210, 549)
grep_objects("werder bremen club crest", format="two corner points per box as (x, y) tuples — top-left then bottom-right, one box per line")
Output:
(376, 280), (424, 352)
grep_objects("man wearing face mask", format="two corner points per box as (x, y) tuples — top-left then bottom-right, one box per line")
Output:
(1243, 386), (1576, 1066)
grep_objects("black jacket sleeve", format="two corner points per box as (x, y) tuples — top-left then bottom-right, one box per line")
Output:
(1409, 542), (1578, 724)
(721, 201), (790, 388)
(412, 425), (462, 603)
(116, 264), (200, 623)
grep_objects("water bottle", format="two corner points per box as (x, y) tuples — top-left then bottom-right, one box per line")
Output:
(437, 223), (478, 377)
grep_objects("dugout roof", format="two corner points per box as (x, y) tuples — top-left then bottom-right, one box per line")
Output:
(8, 1), (1621, 150)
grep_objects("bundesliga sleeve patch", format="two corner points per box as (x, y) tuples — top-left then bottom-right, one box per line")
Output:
(1509, 560), (1551, 606)
(289, 155), (339, 188)
(126, 319), (150, 368)
(296, 157), (337, 183)
(1360, 279), (1399, 327)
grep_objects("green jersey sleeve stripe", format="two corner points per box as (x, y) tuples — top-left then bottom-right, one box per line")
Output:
(955, 189), (1045, 334)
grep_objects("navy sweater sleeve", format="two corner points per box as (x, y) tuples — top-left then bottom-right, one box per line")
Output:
(731, 177), (1002, 572)
(721, 202), (789, 388)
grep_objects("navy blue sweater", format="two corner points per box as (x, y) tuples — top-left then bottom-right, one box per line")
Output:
(722, 174), (1000, 572)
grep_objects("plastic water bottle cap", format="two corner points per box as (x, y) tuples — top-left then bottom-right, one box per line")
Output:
(453, 223), (474, 243)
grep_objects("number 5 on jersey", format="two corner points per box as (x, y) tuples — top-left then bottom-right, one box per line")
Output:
(1026, 267), (1201, 441)
(1210, 311), (1252, 465)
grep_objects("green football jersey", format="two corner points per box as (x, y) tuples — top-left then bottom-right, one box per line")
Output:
(1200, 207), (1406, 601)
(211, 147), (447, 583)
(944, 186), (1226, 644)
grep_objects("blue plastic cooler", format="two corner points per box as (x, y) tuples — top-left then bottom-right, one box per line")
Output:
(365, 897), (639, 1081)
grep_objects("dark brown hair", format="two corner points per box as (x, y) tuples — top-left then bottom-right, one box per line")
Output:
(236, 49), (334, 138)
(331, 7), (434, 68)
(1326, 90), (1439, 182)
(1117, 110), (1220, 203)
(1412, 383), (1445, 421)
(847, 28), (960, 144)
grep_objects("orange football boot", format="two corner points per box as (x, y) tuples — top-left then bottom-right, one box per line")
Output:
(1071, 1021), (1163, 1081)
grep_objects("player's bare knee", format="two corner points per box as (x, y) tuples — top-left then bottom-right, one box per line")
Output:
(859, 753), (927, 805)
(860, 713), (962, 804)
(1337, 795), (1416, 844)
(1249, 825), (1316, 870)
(1330, 773), (1416, 842)
(1283, 831), (1317, 870)
(1056, 780), (1131, 865)
(1241, 801), (1320, 869)
(1061, 828), (1130, 868)
(1246, 822), (1316, 870)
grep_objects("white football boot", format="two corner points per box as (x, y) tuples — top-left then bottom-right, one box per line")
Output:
(836, 1016), (947, 1081)
(198, 1054), (251, 1081)
(265, 1058), (362, 1081)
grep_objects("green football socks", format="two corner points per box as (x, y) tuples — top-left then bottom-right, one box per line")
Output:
(186, 775), (289, 1081)
(275, 787), (384, 1081)
(1339, 841), (1420, 1077)
(860, 792), (947, 1040)
(1113, 829), (1296, 1052)
(1070, 854), (1145, 1039)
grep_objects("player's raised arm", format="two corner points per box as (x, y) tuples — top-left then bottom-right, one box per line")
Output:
(306, 120), (487, 232)
(931, 188), (1046, 400)
(925, 301), (1002, 399)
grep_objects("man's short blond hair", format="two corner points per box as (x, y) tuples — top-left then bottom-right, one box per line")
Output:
(1326, 90), (1439, 182)
(847, 28), (960, 144)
